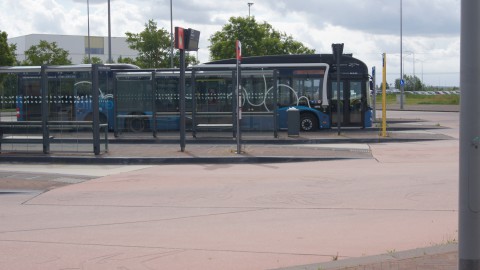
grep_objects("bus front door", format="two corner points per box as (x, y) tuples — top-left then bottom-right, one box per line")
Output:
(331, 80), (363, 127)
(347, 81), (363, 127)
(331, 81), (344, 126)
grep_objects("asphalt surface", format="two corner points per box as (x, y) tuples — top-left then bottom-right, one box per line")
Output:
(0, 108), (460, 269)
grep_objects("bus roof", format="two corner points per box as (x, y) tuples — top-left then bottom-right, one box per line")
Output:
(204, 54), (368, 76)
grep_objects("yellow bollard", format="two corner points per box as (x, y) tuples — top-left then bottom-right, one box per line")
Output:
(381, 53), (388, 137)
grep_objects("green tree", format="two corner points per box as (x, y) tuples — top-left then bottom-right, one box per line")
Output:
(172, 51), (199, 67)
(126, 20), (169, 68)
(22, 40), (72, 65)
(0, 31), (18, 105)
(0, 31), (17, 66)
(395, 74), (424, 91)
(82, 56), (103, 64)
(117, 56), (136, 65)
(377, 82), (390, 90)
(209, 16), (315, 61)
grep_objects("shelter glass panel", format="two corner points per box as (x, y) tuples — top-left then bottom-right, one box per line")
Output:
(115, 73), (153, 133)
(154, 72), (192, 132)
(240, 70), (275, 131)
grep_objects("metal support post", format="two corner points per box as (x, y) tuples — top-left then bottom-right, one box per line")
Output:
(372, 66), (377, 121)
(236, 61), (242, 154)
(113, 71), (119, 137)
(273, 69), (279, 138)
(179, 50), (186, 152)
(92, 64), (100, 155)
(235, 40), (242, 153)
(459, 0), (480, 268)
(151, 71), (157, 138)
(332, 43), (344, 135)
(191, 69), (196, 137)
(40, 65), (50, 154)
(232, 70), (237, 139)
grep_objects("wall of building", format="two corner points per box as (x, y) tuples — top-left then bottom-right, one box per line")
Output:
(8, 34), (138, 64)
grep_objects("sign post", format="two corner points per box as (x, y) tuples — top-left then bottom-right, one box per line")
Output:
(236, 40), (242, 154)
(175, 26), (200, 152)
(332, 43), (344, 136)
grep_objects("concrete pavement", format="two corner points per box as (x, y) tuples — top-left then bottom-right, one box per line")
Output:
(0, 110), (460, 269)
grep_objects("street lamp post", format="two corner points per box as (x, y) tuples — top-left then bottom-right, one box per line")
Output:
(108, 0), (112, 63)
(400, 0), (404, 109)
(403, 50), (415, 90)
(248, 3), (254, 17)
(87, 0), (91, 63)
(170, 0), (174, 68)
(411, 52), (417, 91)
(417, 58), (425, 84)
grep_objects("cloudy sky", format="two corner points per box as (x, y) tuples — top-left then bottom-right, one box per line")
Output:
(1, 0), (460, 86)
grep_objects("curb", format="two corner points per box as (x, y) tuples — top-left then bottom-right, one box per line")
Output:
(0, 155), (363, 165)
(273, 244), (458, 270)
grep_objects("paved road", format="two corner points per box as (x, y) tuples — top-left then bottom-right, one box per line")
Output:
(0, 110), (460, 269)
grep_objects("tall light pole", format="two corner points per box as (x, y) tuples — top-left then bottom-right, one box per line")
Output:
(404, 50), (415, 78)
(87, 0), (91, 63)
(411, 51), (415, 91)
(404, 50), (415, 90)
(170, 0), (174, 68)
(107, 0), (112, 63)
(399, 0), (404, 109)
(248, 3), (254, 17)
(417, 58), (425, 84)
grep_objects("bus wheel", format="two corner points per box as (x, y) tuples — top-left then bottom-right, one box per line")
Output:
(127, 117), (145, 133)
(300, 113), (318, 131)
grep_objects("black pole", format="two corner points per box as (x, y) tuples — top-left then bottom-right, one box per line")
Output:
(273, 69), (278, 138)
(236, 58), (242, 154)
(179, 49), (186, 152)
(151, 70), (157, 138)
(191, 69), (197, 137)
(40, 65), (49, 154)
(332, 43), (344, 136)
(113, 71), (119, 137)
(336, 66), (341, 136)
(232, 70), (237, 139)
(92, 64), (100, 155)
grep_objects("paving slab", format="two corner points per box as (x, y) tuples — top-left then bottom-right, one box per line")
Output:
(0, 110), (460, 269)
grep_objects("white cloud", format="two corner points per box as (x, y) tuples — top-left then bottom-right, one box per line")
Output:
(1, 0), (460, 86)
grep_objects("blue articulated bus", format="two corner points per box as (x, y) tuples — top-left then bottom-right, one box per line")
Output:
(204, 54), (373, 131)
(10, 54), (372, 133)
(112, 54), (373, 133)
